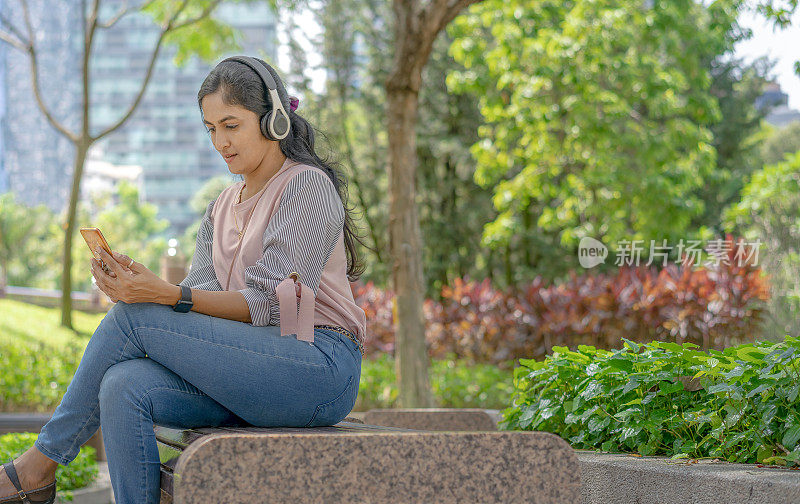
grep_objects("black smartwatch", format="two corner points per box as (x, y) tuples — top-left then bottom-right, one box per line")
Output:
(172, 285), (193, 313)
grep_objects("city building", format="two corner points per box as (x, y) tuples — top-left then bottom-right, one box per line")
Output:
(90, 0), (278, 235)
(0, 35), (6, 193)
(82, 144), (143, 209)
(757, 82), (800, 127)
(0, 0), (82, 210)
(1, 0), (278, 237)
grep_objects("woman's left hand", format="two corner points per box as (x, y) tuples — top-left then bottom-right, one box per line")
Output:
(91, 248), (170, 304)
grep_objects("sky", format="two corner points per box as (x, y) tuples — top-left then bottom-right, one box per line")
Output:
(279, 3), (800, 110)
(735, 4), (800, 109)
(276, 7), (325, 96)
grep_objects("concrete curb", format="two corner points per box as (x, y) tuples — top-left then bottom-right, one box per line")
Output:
(577, 450), (800, 504)
(55, 461), (114, 504)
(351, 410), (800, 503)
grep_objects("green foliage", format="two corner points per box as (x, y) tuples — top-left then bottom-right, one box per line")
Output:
(0, 339), (85, 413)
(694, 56), (772, 233)
(354, 353), (514, 411)
(417, 30), (500, 300)
(759, 121), (800, 166)
(1, 180), (174, 292)
(724, 151), (800, 339)
(92, 181), (170, 269)
(755, 0), (800, 29)
(0, 433), (98, 500)
(429, 353), (516, 408)
(448, 0), (744, 278)
(180, 176), (232, 261)
(0, 299), (101, 412)
(66, 181), (170, 292)
(139, 0), (271, 66)
(189, 176), (232, 215)
(0, 193), (59, 289)
(310, 0), (393, 289)
(501, 336), (800, 467)
(0, 297), (513, 414)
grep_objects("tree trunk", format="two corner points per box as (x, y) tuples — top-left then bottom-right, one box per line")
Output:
(504, 243), (514, 294)
(384, 0), (483, 407)
(60, 140), (90, 329)
(386, 85), (434, 408)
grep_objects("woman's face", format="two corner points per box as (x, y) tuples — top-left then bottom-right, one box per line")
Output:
(201, 91), (269, 176)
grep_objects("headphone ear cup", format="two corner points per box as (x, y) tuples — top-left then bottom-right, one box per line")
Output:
(271, 110), (290, 139)
(260, 114), (274, 140)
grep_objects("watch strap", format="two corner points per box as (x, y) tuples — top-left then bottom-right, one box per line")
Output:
(173, 284), (193, 312)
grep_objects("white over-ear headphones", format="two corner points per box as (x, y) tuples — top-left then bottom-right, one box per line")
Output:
(219, 56), (290, 141)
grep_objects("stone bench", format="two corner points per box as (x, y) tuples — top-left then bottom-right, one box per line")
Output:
(363, 408), (499, 431)
(155, 419), (580, 503)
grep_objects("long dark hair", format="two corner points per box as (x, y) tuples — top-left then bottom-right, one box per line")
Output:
(197, 57), (369, 282)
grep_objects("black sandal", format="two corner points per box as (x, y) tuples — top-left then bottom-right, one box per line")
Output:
(0, 460), (57, 504)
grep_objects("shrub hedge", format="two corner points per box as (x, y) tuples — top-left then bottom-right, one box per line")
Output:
(0, 432), (98, 501)
(0, 340), (85, 412)
(353, 236), (769, 366)
(353, 247), (768, 366)
(500, 336), (800, 467)
(354, 353), (515, 411)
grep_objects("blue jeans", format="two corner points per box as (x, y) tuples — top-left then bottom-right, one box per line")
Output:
(34, 301), (362, 504)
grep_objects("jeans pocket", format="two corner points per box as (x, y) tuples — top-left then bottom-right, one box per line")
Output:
(304, 375), (356, 427)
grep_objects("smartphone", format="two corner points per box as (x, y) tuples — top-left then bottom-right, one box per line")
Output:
(80, 227), (113, 273)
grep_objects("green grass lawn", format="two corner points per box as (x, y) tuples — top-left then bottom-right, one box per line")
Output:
(0, 298), (104, 347)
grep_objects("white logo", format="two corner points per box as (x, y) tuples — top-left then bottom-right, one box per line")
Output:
(579, 237), (608, 268)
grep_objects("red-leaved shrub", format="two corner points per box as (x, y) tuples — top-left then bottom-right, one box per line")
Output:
(352, 239), (769, 366)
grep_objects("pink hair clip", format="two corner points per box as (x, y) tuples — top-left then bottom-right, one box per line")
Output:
(289, 96), (299, 112)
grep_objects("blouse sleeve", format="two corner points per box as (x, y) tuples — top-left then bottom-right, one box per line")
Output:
(238, 170), (345, 327)
(178, 200), (224, 292)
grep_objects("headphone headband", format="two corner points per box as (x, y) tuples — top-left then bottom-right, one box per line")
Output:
(219, 56), (290, 141)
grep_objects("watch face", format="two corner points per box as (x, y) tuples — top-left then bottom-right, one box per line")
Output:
(174, 301), (192, 313)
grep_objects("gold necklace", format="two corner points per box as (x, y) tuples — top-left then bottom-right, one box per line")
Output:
(233, 184), (245, 239)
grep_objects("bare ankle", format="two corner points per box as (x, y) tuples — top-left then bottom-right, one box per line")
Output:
(21, 446), (58, 480)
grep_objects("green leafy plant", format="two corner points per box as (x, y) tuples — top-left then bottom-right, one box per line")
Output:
(0, 433), (98, 501)
(501, 336), (800, 467)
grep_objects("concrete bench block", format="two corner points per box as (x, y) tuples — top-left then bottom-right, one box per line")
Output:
(156, 421), (580, 503)
(363, 408), (498, 431)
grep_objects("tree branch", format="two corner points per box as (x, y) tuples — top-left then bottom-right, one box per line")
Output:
(0, 29), (28, 52)
(20, 0), (78, 142)
(94, 0), (220, 141)
(409, 0), (482, 79)
(97, 0), (129, 29)
(98, 0), (159, 29)
(441, 0), (482, 31)
(82, 0), (103, 137)
(0, 12), (29, 49)
(171, 0), (224, 31)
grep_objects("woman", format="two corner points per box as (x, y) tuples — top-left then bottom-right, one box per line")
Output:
(0, 55), (369, 504)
